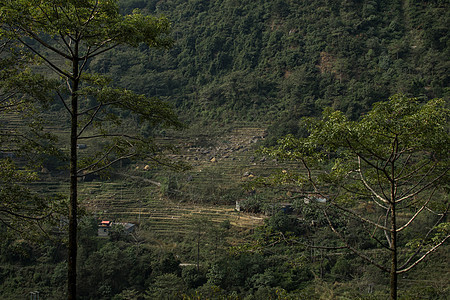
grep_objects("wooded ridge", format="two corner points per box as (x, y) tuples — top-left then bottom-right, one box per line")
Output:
(0, 0), (448, 299)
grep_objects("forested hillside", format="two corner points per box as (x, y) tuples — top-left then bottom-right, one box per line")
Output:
(1, 0), (448, 299)
(90, 0), (448, 135)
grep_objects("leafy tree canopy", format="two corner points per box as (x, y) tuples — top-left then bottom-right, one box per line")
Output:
(262, 94), (449, 299)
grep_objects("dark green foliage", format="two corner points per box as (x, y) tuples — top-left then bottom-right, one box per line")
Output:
(152, 252), (182, 277)
(182, 266), (207, 289)
(264, 212), (304, 236)
(146, 273), (186, 299)
(0, 215), (447, 299)
(0, 39), (65, 237)
(220, 219), (231, 230)
(89, 0), (448, 135)
(207, 253), (267, 291)
(1, 2), (185, 297)
(78, 241), (155, 299)
(0, 217), (188, 299)
(331, 256), (354, 281)
(261, 95), (449, 299)
(239, 196), (263, 213)
(205, 250), (314, 297)
(1, 1), (449, 299)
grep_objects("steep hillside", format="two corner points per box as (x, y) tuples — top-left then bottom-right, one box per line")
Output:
(2, 1), (449, 299)
(87, 0), (449, 140)
(28, 0), (449, 242)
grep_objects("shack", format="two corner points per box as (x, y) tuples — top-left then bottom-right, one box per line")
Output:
(98, 220), (135, 237)
(98, 220), (112, 237)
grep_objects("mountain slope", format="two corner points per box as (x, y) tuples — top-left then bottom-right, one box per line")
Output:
(87, 0), (449, 137)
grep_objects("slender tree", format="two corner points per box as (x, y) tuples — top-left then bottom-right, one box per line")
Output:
(262, 94), (449, 299)
(1, 1), (181, 298)
(189, 216), (208, 272)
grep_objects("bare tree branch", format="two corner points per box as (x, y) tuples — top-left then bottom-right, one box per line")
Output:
(398, 234), (450, 274)
(399, 204), (448, 269)
(76, 143), (117, 174)
(77, 134), (143, 141)
(384, 207), (392, 248)
(330, 200), (390, 231)
(301, 158), (321, 194)
(56, 90), (73, 116)
(397, 188), (436, 232)
(16, 37), (73, 79)
(323, 209), (390, 273)
(77, 103), (102, 138)
(0, 218), (24, 234)
(77, 153), (136, 178)
(0, 208), (52, 220)
(358, 157), (389, 204)
(395, 154), (428, 182)
(375, 163), (390, 202)
(80, 0), (99, 29)
(78, 100), (122, 115)
(59, 30), (75, 57)
(364, 218), (391, 250)
(20, 26), (72, 60)
(79, 46), (91, 75)
(83, 42), (120, 60)
(396, 167), (447, 204)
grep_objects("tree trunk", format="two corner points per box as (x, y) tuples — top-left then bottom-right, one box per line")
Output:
(68, 45), (79, 300)
(197, 230), (200, 272)
(390, 202), (397, 300)
(390, 149), (398, 300)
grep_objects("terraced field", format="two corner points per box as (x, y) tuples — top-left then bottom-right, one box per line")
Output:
(74, 128), (282, 237)
(76, 180), (264, 238)
(16, 123), (298, 239)
(78, 126), (272, 237)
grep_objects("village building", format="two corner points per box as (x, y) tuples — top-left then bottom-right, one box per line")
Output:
(98, 220), (135, 237)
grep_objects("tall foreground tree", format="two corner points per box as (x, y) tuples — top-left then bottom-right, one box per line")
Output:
(1, 1), (181, 298)
(262, 95), (449, 299)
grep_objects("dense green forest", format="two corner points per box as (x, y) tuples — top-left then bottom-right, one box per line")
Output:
(1, 0), (449, 299)
(93, 0), (449, 135)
